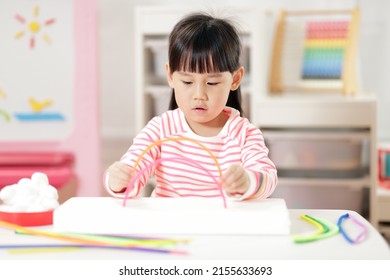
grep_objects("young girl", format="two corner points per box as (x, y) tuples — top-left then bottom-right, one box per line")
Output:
(104, 12), (277, 200)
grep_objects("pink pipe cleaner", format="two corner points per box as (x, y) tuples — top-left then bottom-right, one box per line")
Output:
(122, 156), (227, 208)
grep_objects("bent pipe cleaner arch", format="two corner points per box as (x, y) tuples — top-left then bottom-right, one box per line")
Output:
(132, 136), (223, 179)
(122, 156), (227, 208)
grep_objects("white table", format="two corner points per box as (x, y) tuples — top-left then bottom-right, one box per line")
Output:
(0, 209), (389, 260)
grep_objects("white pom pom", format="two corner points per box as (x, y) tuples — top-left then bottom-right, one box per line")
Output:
(39, 185), (59, 200)
(14, 184), (36, 198)
(26, 203), (47, 212)
(12, 205), (28, 212)
(31, 172), (49, 186)
(0, 204), (18, 212)
(18, 178), (32, 187)
(10, 195), (37, 212)
(1, 172), (59, 213)
(0, 184), (18, 203)
(40, 198), (60, 210)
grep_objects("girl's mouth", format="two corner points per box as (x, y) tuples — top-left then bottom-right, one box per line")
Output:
(193, 106), (207, 112)
(192, 103), (207, 110)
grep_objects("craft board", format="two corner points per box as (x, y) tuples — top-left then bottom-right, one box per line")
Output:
(53, 197), (291, 235)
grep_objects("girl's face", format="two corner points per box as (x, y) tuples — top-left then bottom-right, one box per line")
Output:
(166, 65), (244, 135)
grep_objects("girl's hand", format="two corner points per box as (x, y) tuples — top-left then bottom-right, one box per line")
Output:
(222, 164), (250, 196)
(107, 161), (134, 193)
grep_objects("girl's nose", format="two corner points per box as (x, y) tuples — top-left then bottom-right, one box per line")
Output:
(193, 84), (207, 100)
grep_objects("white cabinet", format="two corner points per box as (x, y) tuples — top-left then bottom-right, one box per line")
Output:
(133, 6), (379, 228)
(257, 95), (378, 227)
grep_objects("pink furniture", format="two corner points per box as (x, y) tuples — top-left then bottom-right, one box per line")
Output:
(0, 0), (100, 196)
(0, 152), (75, 190)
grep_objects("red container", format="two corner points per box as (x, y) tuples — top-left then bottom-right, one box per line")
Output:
(0, 210), (53, 226)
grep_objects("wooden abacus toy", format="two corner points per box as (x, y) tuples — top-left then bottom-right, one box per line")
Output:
(269, 8), (360, 96)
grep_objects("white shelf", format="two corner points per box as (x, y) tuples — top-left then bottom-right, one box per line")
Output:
(252, 95), (377, 128)
(278, 176), (370, 189)
(262, 129), (370, 141)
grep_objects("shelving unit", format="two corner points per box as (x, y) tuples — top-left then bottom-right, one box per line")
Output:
(133, 6), (379, 228)
(256, 95), (378, 226)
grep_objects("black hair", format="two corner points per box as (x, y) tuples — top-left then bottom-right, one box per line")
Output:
(167, 12), (244, 116)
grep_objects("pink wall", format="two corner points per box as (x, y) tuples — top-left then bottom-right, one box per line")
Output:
(0, 0), (101, 196)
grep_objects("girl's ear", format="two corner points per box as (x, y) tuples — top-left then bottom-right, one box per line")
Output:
(166, 63), (174, 88)
(230, 66), (245, 91)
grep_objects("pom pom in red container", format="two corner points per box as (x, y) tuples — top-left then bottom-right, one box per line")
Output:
(0, 172), (59, 227)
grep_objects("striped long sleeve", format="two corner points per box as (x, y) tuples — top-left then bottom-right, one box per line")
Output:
(104, 107), (277, 200)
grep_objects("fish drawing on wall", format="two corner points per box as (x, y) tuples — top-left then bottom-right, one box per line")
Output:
(14, 97), (64, 121)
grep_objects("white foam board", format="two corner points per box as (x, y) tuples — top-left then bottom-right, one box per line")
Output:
(53, 197), (291, 235)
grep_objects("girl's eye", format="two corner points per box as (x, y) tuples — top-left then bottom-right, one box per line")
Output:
(207, 82), (219, 86)
(182, 81), (192, 85)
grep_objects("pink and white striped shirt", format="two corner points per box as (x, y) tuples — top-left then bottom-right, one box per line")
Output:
(104, 107), (277, 200)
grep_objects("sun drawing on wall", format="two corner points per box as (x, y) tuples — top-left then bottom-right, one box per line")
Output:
(14, 5), (56, 49)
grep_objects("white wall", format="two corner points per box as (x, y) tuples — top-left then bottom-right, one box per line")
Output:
(99, 0), (390, 141)
(358, 0), (390, 142)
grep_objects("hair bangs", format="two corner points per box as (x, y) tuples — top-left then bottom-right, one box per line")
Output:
(169, 21), (240, 74)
